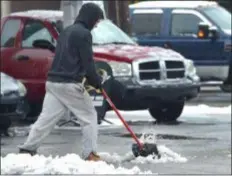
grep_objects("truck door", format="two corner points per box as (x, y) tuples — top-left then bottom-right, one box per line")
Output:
(8, 19), (55, 103)
(166, 9), (225, 81)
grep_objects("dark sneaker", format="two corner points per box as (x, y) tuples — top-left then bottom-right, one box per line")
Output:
(19, 148), (37, 156)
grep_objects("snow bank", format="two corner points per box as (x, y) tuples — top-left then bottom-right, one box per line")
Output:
(1, 154), (152, 175)
(99, 144), (187, 165)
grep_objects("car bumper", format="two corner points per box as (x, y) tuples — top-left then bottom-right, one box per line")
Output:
(0, 94), (29, 120)
(110, 78), (200, 110)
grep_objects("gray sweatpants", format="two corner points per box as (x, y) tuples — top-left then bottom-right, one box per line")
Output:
(18, 81), (98, 159)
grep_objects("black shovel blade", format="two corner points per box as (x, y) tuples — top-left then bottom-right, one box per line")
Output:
(132, 143), (161, 158)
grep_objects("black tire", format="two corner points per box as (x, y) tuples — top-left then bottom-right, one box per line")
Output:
(149, 101), (185, 122)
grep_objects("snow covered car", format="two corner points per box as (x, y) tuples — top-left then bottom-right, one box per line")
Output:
(0, 10), (201, 122)
(0, 73), (29, 123)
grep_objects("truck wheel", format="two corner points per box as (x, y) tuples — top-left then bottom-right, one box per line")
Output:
(148, 101), (185, 122)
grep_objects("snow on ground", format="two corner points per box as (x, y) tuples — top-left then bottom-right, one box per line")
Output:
(99, 132), (187, 165)
(183, 104), (231, 115)
(1, 143), (186, 174)
(99, 145), (187, 165)
(105, 104), (231, 124)
(2, 104), (229, 174)
(1, 154), (152, 175)
(1, 131), (185, 174)
(106, 104), (231, 118)
(132, 145), (187, 164)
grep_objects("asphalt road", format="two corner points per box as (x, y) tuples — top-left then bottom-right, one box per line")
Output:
(1, 86), (231, 175)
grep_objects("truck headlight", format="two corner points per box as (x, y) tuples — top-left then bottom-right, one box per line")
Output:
(185, 59), (199, 81)
(17, 81), (27, 97)
(108, 61), (132, 77)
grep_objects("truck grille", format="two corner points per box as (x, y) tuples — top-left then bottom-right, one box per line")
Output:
(137, 60), (185, 81)
(165, 61), (185, 79)
(139, 61), (160, 80)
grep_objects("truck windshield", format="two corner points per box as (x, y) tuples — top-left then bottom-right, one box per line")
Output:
(54, 19), (136, 45)
(91, 20), (136, 45)
(201, 6), (231, 31)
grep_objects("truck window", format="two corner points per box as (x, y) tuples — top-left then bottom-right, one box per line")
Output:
(22, 20), (54, 48)
(170, 13), (203, 37)
(131, 12), (162, 36)
(1, 19), (21, 47)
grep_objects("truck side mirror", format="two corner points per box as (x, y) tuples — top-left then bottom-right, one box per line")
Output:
(208, 26), (219, 40)
(197, 22), (210, 39)
(197, 23), (219, 40)
(33, 39), (55, 52)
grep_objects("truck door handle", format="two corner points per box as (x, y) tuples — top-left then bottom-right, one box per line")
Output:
(14, 55), (30, 61)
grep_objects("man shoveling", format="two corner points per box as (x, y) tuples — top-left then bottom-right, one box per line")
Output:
(18, 3), (104, 161)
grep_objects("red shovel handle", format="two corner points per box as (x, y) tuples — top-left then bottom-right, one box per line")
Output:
(102, 89), (143, 150)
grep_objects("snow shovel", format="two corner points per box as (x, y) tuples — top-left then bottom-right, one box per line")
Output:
(101, 89), (160, 158)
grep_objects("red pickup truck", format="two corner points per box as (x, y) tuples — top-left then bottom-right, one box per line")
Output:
(0, 10), (200, 123)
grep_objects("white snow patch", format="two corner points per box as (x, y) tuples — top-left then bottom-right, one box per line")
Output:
(1, 154), (152, 175)
(228, 154), (231, 158)
(106, 104), (231, 123)
(183, 105), (231, 115)
(100, 131), (186, 165)
(99, 145), (187, 165)
(132, 145), (187, 164)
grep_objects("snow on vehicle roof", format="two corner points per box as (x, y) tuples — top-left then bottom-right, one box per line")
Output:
(9, 10), (63, 22)
(129, 1), (218, 9)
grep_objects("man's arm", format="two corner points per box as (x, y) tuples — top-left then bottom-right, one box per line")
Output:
(78, 32), (102, 89)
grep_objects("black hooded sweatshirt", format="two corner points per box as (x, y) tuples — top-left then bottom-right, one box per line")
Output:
(47, 3), (104, 88)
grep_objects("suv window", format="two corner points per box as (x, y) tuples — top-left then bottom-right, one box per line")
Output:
(171, 13), (203, 37)
(22, 20), (54, 47)
(131, 13), (162, 36)
(1, 19), (21, 47)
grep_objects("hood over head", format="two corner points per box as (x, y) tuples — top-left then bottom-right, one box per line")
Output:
(74, 3), (104, 30)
